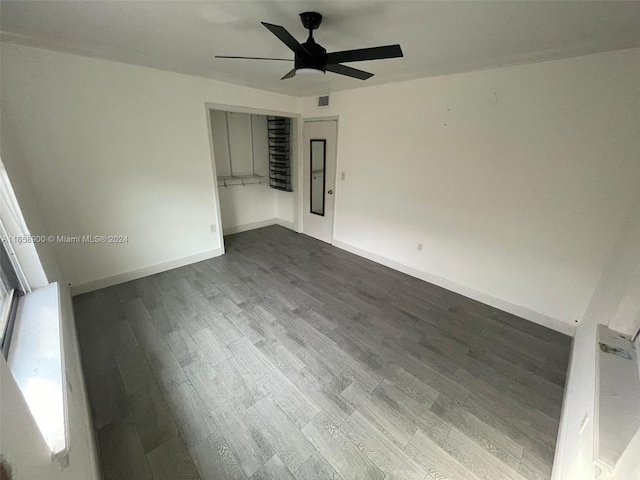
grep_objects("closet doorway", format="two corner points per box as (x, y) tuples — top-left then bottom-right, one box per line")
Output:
(206, 105), (299, 251)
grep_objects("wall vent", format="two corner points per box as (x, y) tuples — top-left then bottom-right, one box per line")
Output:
(318, 95), (329, 107)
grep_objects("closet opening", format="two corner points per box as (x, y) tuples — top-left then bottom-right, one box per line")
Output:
(206, 106), (299, 250)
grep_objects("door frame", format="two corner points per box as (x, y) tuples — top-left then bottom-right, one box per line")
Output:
(299, 117), (340, 244)
(205, 102), (301, 254)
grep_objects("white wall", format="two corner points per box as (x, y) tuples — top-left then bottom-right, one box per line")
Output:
(276, 190), (295, 226)
(606, 191), (640, 335)
(302, 48), (640, 329)
(1, 106), (100, 478)
(226, 112), (255, 176)
(0, 358), (63, 480)
(218, 185), (277, 232)
(210, 110), (232, 177)
(0, 42), (301, 291)
(553, 187), (640, 480)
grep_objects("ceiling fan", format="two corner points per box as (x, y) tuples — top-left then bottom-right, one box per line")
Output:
(216, 12), (403, 80)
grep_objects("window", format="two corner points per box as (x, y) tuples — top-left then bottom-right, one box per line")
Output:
(0, 240), (22, 357)
(0, 157), (27, 356)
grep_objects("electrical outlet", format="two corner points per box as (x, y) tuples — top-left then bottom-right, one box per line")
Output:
(341, 172), (346, 181)
(210, 224), (217, 234)
(417, 243), (423, 251)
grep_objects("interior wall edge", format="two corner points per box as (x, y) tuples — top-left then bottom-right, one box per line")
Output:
(275, 218), (295, 231)
(332, 238), (577, 336)
(222, 218), (278, 236)
(69, 247), (223, 296)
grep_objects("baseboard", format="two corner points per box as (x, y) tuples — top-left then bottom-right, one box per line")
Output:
(223, 218), (294, 236)
(223, 218), (277, 235)
(275, 218), (294, 230)
(69, 248), (224, 296)
(332, 239), (577, 337)
(222, 218), (277, 235)
(71, 219), (296, 295)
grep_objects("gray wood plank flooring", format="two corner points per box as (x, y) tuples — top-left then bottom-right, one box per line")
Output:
(74, 225), (570, 480)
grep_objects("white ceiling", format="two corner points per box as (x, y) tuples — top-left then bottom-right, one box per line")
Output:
(2, 1), (639, 97)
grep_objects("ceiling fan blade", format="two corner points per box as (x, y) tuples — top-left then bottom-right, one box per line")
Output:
(326, 44), (403, 64)
(261, 22), (310, 58)
(281, 69), (296, 80)
(216, 56), (293, 61)
(326, 64), (374, 80)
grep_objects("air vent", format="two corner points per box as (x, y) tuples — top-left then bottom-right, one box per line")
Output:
(318, 95), (329, 107)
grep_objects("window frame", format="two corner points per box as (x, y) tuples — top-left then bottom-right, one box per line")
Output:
(0, 238), (25, 358)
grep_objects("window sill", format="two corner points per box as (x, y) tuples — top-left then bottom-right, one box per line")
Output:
(7, 282), (67, 455)
(594, 324), (640, 476)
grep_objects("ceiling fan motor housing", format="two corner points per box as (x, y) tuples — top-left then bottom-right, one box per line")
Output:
(296, 38), (327, 72)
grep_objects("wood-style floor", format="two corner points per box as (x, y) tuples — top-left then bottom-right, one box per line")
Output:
(74, 225), (571, 480)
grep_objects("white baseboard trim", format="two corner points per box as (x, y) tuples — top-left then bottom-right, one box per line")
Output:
(332, 239), (577, 337)
(223, 218), (295, 236)
(70, 248), (224, 296)
(275, 218), (294, 230)
(223, 218), (277, 235)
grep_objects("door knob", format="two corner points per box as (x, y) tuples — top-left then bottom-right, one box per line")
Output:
(328, 190), (333, 194)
